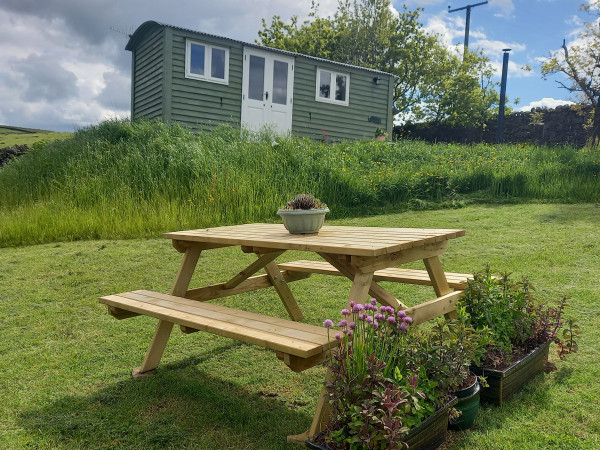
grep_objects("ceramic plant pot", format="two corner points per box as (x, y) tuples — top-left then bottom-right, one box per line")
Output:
(449, 376), (480, 430)
(471, 340), (551, 406)
(306, 397), (457, 450)
(277, 208), (329, 234)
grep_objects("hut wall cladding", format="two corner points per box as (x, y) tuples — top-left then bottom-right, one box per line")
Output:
(168, 30), (243, 131)
(396, 105), (590, 147)
(291, 57), (393, 142)
(132, 27), (164, 119)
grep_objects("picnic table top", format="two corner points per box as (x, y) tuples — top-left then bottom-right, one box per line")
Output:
(163, 223), (465, 257)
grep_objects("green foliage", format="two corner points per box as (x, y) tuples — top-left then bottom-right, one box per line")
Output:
(460, 268), (578, 368)
(258, 1), (499, 124)
(1, 119), (600, 247)
(541, 1), (600, 144)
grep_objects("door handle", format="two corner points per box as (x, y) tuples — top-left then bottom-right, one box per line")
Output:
(265, 91), (269, 100)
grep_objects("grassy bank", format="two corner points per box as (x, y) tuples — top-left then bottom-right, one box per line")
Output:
(0, 204), (598, 448)
(1, 119), (599, 247)
(0, 125), (71, 148)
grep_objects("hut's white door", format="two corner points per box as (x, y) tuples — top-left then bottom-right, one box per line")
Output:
(241, 48), (294, 134)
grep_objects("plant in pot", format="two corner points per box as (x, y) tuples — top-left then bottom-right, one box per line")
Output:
(277, 194), (329, 235)
(375, 127), (388, 141)
(460, 267), (579, 405)
(427, 308), (490, 430)
(308, 301), (458, 450)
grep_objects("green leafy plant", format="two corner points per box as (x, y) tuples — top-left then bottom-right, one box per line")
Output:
(460, 266), (579, 369)
(320, 300), (459, 449)
(375, 127), (387, 138)
(281, 194), (327, 210)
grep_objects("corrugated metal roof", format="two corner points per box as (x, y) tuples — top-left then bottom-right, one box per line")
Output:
(126, 20), (393, 76)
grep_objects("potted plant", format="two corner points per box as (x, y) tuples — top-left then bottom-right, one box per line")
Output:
(308, 301), (458, 450)
(460, 268), (579, 405)
(375, 127), (387, 141)
(277, 194), (329, 235)
(427, 308), (490, 430)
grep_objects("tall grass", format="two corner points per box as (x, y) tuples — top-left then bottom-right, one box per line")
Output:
(1, 118), (599, 246)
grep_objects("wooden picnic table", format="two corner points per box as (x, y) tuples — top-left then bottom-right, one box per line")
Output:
(100, 223), (467, 444)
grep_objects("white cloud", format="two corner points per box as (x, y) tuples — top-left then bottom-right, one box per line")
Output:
(489, 0), (515, 17)
(518, 97), (575, 111)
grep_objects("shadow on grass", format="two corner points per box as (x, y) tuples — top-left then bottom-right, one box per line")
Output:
(17, 352), (312, 448)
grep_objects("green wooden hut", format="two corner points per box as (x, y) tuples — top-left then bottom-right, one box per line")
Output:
(126, 21), (395, 141)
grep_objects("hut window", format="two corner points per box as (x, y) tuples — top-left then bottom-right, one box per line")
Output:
(315, 68), (349, 106)
(185, 40), (229, 84)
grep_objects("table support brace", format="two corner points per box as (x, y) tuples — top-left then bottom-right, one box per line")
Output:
(132, 247), (202, 378)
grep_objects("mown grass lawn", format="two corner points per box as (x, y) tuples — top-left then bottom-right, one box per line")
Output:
(1, 203), (598, 449)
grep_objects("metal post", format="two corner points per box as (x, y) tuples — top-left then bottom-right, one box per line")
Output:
(448, 1), (488, 58)
(497, 49), (511, 144)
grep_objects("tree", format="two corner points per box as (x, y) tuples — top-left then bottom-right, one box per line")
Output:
(258, 0), (498, 126)
(415, 49), (500, 127)
(258, 1), (442, 116)
(541, 1), (600, 145)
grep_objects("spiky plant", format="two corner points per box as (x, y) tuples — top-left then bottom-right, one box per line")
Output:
(283, 194), (326, 210)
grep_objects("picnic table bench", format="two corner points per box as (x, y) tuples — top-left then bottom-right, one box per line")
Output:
(99, 224), (469, 444)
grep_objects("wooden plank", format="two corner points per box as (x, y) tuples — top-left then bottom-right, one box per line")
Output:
(108, 306), (140, 320)
(100, 291), (332, 358)
(351, 241), (448, 273)
(163, 225), (465, 257)
(278, 260), (472, 288)
(264, 261), (304, 321)
(347, 271), (375, 308)
(223, 251), (284, 289)
(185, 271), (310, 301)
(114, 291), (328, 344)
(405, 291), (464, 325)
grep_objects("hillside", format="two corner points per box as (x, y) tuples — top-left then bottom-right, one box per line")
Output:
(0, 125), (71, 148)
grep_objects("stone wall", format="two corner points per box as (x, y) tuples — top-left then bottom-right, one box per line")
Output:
(395, 105), (589, 147)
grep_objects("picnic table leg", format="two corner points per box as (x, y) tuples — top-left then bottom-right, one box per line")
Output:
(319, 253), (403, 309)
(264, 260), (304, 321)
(423, 255), (458, 320)
(132, 246), (202, 379)
(287, 368), (334, 445)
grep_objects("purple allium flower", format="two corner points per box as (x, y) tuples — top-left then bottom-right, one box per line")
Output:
(323, 319), (334, 328)
(387, 316), (396, 324)
(352, 304), (362, 313)
(358, 313), (366, 321)
(366, 315), (374, 324)
(373, 320), (379, 330)
(387, 306), (395, 314)
(350, 301), (356, 308)
(398, 310), (406, 318)
(404, 316), (413, 324)
(341, 308), (350, 316)
(349, 321), (356, 330)
(335, 333), (341, 340)
(370, 298), (377, 305)
(364, 303), (373, 311)
(374, 313), (383, 321)
(398, 322), (408, 331)
(347, 329), (353, 337)
(338, 319), (348, 328)
(373, 305), (378, 311)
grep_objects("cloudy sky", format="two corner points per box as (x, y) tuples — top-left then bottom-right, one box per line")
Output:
(0, 0), (589, 131)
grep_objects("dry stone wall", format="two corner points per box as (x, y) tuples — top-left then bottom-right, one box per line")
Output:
(395, 105), (589, 147)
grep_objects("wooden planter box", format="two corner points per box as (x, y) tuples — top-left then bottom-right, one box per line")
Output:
(306, 397), (457, 450)
(471, 341), (551, 406)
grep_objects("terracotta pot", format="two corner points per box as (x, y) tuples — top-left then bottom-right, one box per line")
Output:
(471, 340), (551, 406)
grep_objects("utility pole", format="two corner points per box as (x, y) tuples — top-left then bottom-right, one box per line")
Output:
(448, 1), (488, 58)
(497, 49), (511, 144)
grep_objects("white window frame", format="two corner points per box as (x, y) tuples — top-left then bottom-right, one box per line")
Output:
(185, 39), (229, 85)
(315, 67), (349, 106)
